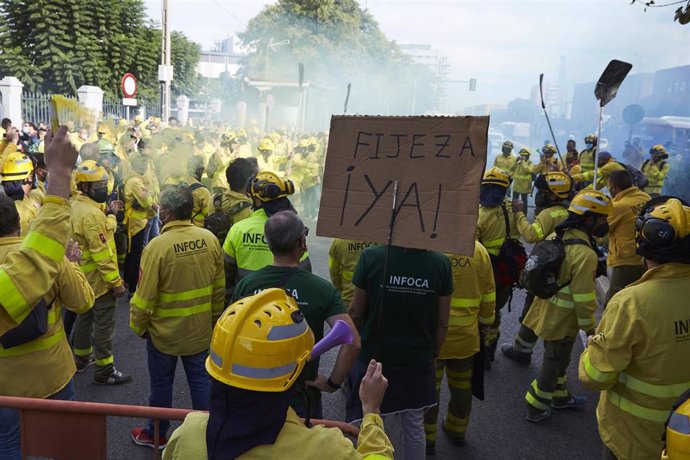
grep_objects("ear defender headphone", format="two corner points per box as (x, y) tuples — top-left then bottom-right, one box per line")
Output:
(248, 172), (295, 202)
(635, 196), (690, 251)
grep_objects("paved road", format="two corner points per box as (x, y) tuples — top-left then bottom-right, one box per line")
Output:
(73, 231), (603, 459)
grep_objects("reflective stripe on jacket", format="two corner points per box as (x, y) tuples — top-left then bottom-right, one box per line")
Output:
(476, 200), (519, 257)
(70, 193), (123, 297)
(130, 220), (225, 356)
(441, 241), (496, 360)
(515, 205), (568, 244)
(641, 160), (670, 195)
(0, 198), (73, 335)
(523, 228), (598, 340)
(578, 263), (690, 460)
(608, 187), (650, 267)
(0, 235), (94, 398)
(328, 239), (374, 304)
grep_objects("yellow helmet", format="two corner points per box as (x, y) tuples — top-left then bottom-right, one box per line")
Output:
(542, 144), (557, 156)
(134, 115), (143, 124)
(258, 137), (275, 152)
(663, 393), (690, 460)
(248, 171), (295, 202)
(519, 148), (530, 157)
(482, 167), (511, 188)
(270, 132), (281, 143)
(568, 190), (613, 216)
(1, 152), (34, 181)
(74, 160), (108, 184)
(636, 198), (690, 248)
(584, 134), (597, 144)
(206, 288), (314, 392)
(540, 171), (572, 199)
(650, 144), (668, 157)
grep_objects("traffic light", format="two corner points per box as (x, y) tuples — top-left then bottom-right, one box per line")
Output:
(469, 78), (477, 91)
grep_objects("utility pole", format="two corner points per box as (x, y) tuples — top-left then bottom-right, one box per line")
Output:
(159, 0), (173, 122)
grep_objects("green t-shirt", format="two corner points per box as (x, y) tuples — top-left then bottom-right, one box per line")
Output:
(352, 245), (453, 369)
(232, 265), (347, 379)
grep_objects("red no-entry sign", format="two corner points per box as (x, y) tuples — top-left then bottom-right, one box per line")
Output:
(121, 73), (138, 98)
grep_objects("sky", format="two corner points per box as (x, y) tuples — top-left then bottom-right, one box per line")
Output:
(144, 0), (690, 110)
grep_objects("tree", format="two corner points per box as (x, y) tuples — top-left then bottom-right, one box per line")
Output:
(238, 0), (437, 115)
(0, 0), (201, 103)
(631, 0), (690, 25)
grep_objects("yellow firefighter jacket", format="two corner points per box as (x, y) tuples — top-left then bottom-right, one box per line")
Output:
(70, 193), (123, 298)
(130, 220), (225, 356)
(441, 241), (496, 360)
(213, 190), (253, 223)
(608, 187), (650, 268)
(0, 237), (94, 398)
(523, 228), (598, 340)
(579, 263), (690, 460)
(494, 153), (517, 176)
(476, 200), (519, 257)
(511, 158), (534, 194)
(184, 176), (211, 228)
(533, 157), (563, 175)
(579, 148), (597, 172)
(16, 195), (40, 237)
(0, 197), (73, 336)
(573, 160), (626, 190)
(328, 239), (375, 304)
(163, 409), (393, 460)
(515, 204), (569, 244)
(641, 159), (671, 196)
(124, 173), (155, 238)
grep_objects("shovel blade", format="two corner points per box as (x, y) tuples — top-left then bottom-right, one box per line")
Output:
(595, 60), (633, 107)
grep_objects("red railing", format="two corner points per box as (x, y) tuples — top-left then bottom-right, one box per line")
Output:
(0, 396), (359, 460)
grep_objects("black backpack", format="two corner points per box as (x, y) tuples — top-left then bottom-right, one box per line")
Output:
(204, 193), (251, 243)
(520, 236), (592, 299)
(618, 162), (649, 189)
(489, 204), (527, 288)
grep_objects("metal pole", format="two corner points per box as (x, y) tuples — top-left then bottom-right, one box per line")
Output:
(593, 104), (604, 187)
(161, 0), (171, 123)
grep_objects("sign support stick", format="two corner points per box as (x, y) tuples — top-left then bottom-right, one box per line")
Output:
(374, 180), (399, 361)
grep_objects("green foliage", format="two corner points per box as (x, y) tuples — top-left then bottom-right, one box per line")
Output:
(0, 0), (201, 104)
(238, 0), (437, 115)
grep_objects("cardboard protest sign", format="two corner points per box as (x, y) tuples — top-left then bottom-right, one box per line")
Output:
(316, 115), (489, 256)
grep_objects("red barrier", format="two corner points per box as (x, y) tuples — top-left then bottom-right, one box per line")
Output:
(0, 396), (359, 459)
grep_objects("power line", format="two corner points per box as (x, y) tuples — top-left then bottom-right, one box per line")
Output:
(209, 0), (247, 26)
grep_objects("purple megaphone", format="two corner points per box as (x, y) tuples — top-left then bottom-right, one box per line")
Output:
(310, 319), (353, 361)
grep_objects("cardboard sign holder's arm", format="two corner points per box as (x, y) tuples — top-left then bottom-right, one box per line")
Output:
(374, 180), (399, 361)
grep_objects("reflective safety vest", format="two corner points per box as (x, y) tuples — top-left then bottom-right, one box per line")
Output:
(578, 263), (690, 460)
(70, 193), (123, 298)
(0, 236), (94, 398)
(523, 227), (598, 340)
(223, 208), (311, 281)
(0, 197), (74, 336)
(515, 205), (568, 244)
(329, 239), (375, 303)
(130, 220), (225, 356)
(441, 241), (496, 360)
